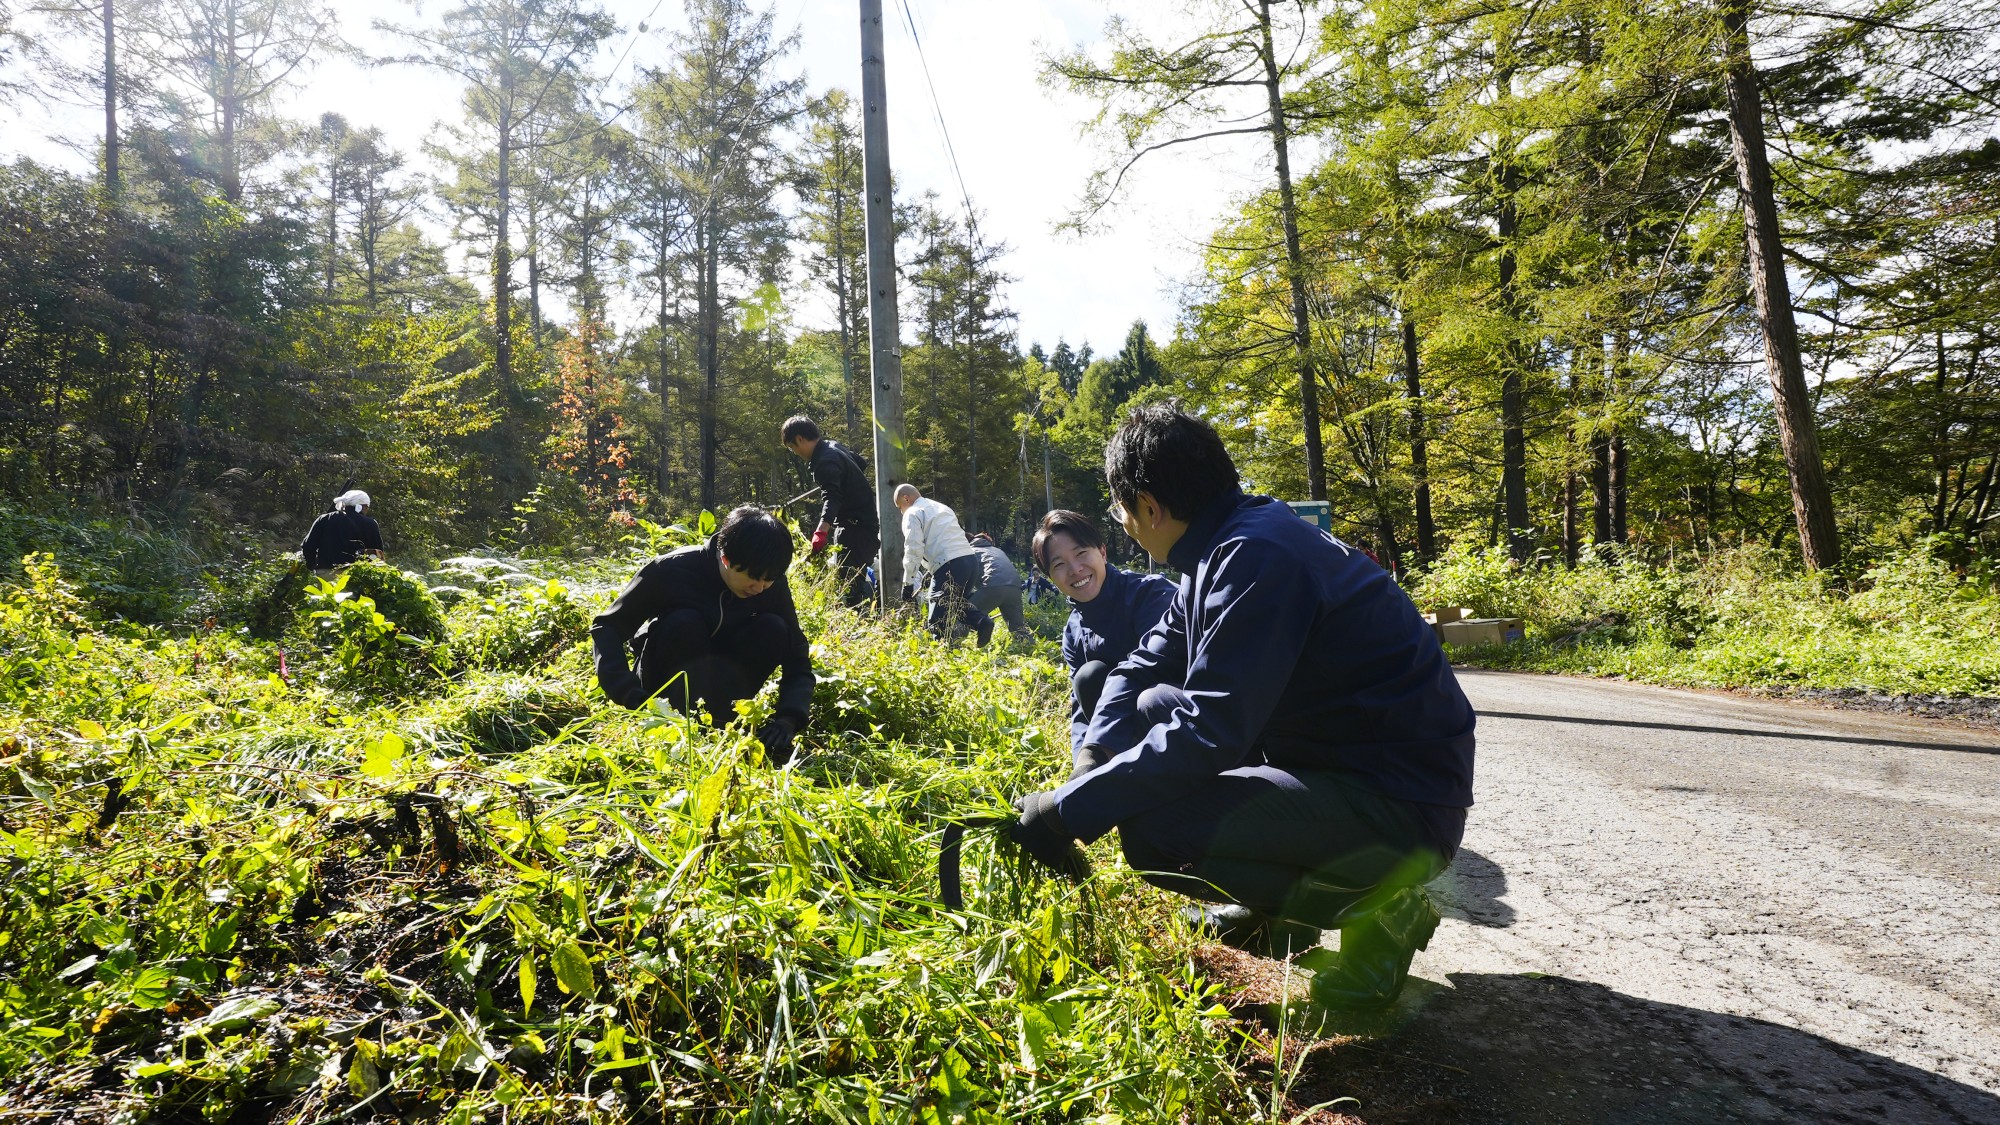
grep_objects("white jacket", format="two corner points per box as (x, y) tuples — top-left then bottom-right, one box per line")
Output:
(901, 497), (977, 584)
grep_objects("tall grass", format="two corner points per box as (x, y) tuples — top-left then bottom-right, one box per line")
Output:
(1411, 541), (2000, 697)
(0, 546), (1268, 1122)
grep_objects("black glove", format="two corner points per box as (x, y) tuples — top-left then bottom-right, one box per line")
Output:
(1008, 791), (1086, 879)
(1069, 743), (1113, 782)
(756, 715), (800, 767)
(602, 672), (645, 710)
(900, 584), (915, 603)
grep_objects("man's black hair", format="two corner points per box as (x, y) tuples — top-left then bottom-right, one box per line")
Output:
(1032, 509), (1107, 573)
(716, 505), (794, 581)
(780, 415), (821, 444)
(1104, 402), (1238, 521)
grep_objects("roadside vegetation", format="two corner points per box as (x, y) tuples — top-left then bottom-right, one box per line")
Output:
(0, 523), (1293, 1124)
(1412, 542), (2000, 699)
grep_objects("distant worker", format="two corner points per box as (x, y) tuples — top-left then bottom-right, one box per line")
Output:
(893, 484), (982, 639)
(966, 532), (1032, 647)
(301, 489), (384, 578)
(781, 415), (878, 609)
(1032, 509), (1175, 778)
(1007, 405), (1476, 1012)
(591, 505), (814, 766)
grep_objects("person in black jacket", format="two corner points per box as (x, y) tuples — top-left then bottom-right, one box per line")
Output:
(1032, 510), (1176, 779)
(782, 415), (879, 609)
(1007, 404), (1477, 1012)
(300, 490), (385, 576)
(591, 505), (815, 766)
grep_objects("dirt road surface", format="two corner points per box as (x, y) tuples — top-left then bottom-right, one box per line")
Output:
(1316, 670), (2000, 1124)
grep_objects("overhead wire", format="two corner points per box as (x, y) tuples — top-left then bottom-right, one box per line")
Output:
(892, 0), (982, 247)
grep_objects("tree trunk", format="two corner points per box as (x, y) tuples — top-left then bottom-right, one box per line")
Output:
(1721, 0), (1841, 569)
(1496, 146), (1532, 562)
(102, 0), (117, 199)
(1401, 311), (1435, 565)
(1611, 432), (1628, 546)
(1257, 0), (1327, 500)
(494, 109), (515, 400)
(833, 177), (860, 443)
(221, 0), (241, 202)
(698, 206), (720, 513)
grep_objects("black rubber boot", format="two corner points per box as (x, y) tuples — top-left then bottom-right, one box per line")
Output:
(1303, 886), (1440, 1011)
(1179, 903), (1323, 959)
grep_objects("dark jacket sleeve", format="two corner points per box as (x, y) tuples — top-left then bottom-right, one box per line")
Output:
(1131, 574), (1176, 639)
(771, 589), (816, 722)
(811, 448), (844, 529)
(1055, 539), (1315, 842)
(300, 514), (330, 568)
(1061, 614), (1090, 751)
(591, 562), (664, 705)
(357, 516), (383, 553)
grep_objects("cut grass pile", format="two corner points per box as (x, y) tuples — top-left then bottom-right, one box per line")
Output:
(0, 544), (1283, 1123)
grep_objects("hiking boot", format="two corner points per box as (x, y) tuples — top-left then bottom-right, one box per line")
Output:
(1303, 886), (1440, 1011)
(1178, 903), (1323, 959)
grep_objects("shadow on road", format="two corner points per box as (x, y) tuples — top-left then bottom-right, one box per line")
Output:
(1479, 709), (2000, 756)
(1428, 849), (1515, 928)
(1291, 972), (2000, 1124)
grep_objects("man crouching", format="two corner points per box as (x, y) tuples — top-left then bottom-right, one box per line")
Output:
(592, 505), (814, 766)
(1007, 404), (1476, 1011)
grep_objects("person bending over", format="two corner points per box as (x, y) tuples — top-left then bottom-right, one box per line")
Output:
(1031, 510), (1174, 779)
(301, 490), (384, 578)
(1008, 405), (1476, 1011)
(781, 415), (879, 609)
(591, 505), (814, 766)
(965, 532), (1033, 647)
(893, 484), (982, 640)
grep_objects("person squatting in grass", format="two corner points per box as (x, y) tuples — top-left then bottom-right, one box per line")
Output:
(894, 483), (983, 640)
(1007, 404), (1477, 1012)
(965, 532), (1034, 648)
(1032, 509), (1176, 779)
(781, 415), (879, 609)
(301, 489), (385, 578)
(591, 505), (815, 766)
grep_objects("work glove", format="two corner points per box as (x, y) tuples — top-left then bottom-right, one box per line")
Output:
(809, 525), (831, 555)
(1008, 791), (1087, 879)
(602, 671), (646, 710)
(900, 584), (915, 603)
(757, 715), (800, 767)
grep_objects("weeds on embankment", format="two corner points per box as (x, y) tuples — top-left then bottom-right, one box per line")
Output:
(1411, 542), (2000, 699)
(0, 538), (1272, 1123)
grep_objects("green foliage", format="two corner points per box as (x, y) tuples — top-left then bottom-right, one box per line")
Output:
(1418, 544), (2000, 697)
(303, 574), (444, 688)
(0, 547), (1270, 1123)
(446, 578), (591, 673)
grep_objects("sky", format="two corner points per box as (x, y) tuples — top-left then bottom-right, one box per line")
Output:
(4, 0), (1282, 358)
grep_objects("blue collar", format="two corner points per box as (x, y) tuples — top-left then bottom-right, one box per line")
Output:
(1166, 490), (1244, 575)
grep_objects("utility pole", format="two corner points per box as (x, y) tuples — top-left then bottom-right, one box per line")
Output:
(860, 0), (907, 602)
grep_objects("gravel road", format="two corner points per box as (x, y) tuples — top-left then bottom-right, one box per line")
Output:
(1315, 670), (2000, 1124)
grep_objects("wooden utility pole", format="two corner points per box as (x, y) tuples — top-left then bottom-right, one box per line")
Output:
(860, 0), (907, 601)
(103, 0), (118, 198)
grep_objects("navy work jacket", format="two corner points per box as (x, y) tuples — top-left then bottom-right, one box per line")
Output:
(590, 539), (816, 721)
(1059, 565), (1176, 751)
(1052, 492), (1476, 843)
(809, 439), (878, 532)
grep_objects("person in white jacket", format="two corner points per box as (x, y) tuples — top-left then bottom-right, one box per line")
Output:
(894, 483), (983, 639)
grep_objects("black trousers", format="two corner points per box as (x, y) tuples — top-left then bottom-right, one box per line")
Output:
(1071, 660), (1113, 776)
(1110, 684), (1463, 928)
(635, 608), (788, 724)
(924, 552), (984, 639)
(832, 523), (879, 610)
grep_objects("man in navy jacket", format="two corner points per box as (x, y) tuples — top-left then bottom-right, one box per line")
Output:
(1008, 404), (1476, 1011)
(782, 415), (879, 609)
(592, 505), (815, 765)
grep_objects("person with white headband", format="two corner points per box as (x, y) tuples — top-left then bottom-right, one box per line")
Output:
(300, 489), (384, 577)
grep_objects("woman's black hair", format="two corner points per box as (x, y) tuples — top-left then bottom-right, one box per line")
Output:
(1104, 402), (1238, 520)
(716, 505), (794, 581)
(780, 415), (821, 444)
(1032, 509), (1107, 573)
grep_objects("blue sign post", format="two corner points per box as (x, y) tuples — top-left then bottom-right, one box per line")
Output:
(1287, 500), (1332, 532)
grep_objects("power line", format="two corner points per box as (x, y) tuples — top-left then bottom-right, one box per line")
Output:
(892, 0), (980, 246)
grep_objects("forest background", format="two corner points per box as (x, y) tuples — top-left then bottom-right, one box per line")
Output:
(0, 0), (1997, 584)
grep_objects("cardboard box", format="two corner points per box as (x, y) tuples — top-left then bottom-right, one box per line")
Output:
(1438, 617), (1525, 647)
(1423, 607), (1473, 642)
